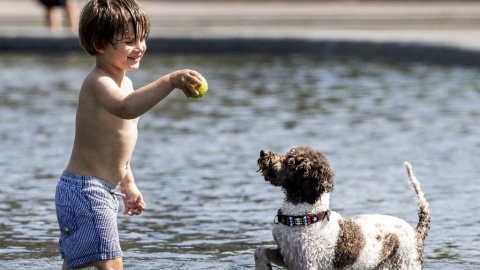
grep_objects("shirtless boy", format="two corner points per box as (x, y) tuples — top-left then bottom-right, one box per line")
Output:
(55, 0), (204, 269)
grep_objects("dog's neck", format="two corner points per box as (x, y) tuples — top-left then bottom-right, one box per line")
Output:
(280, 193), (330, 215)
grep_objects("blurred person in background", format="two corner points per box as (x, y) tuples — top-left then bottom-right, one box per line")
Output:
(37, 0), (78, 33)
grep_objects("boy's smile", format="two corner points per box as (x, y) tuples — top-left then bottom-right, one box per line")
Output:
(127, 55), (142, 63)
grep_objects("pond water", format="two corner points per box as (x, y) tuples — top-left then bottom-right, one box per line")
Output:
(0, 53), (479, 269)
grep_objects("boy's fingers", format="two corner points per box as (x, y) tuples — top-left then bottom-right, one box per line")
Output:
(128, 194), (141, 204)
(191, 76), (202, 86)
(182, 87), (194, 98)
(128, 196), (135, 204)
(189, 72), (203, 87)
(182, 89), (191, 98)
(187, 86), (199, 97)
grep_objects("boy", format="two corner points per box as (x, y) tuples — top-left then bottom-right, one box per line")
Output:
(55, 0), (204, 269)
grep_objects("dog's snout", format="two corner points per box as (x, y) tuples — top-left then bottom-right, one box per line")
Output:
(260, 150), (267, 157)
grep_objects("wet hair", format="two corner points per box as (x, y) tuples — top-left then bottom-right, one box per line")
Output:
(79, 0), (150, 55)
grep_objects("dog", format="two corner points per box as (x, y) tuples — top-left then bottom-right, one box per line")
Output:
(254, 146), (430, 270)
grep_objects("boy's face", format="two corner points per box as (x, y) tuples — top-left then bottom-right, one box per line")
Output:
(99, 23), (147, 71)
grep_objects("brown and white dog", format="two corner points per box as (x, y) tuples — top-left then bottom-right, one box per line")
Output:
(254, 146), (430, 270)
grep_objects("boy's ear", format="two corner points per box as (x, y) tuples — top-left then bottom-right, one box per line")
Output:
(93, 41), (105, 54)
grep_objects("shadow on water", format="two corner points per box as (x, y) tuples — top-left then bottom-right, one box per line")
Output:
(1, 53), (480, 269)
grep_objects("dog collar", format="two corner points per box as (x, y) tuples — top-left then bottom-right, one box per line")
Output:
(275, 209), (331, 226)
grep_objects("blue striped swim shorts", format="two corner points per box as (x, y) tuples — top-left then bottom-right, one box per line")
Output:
(55, 172), (123, 268)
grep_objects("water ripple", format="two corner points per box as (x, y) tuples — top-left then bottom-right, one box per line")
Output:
(1, 53), (479, 269)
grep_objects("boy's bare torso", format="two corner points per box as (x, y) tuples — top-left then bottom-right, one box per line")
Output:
(65, 68), (138, 186)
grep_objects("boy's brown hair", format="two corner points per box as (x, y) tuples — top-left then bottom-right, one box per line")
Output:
(79, 0), (150, 56)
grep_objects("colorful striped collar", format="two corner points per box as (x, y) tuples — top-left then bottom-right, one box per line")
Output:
(275, 208), (331, 226)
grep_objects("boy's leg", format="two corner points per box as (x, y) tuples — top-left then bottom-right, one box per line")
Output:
(62, 258), (123, 270)
(91, 258), (123, 269)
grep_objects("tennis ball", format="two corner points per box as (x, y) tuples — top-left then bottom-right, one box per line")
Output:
(190, 76), (208, 98)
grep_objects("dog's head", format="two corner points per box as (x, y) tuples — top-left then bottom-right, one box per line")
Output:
(257, 146), (334, 204)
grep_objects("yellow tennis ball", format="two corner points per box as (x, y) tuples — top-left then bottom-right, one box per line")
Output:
(190, 76), (208, 98)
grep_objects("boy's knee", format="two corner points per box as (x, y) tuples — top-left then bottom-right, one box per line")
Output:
(91, 258), (123, 270)
(63, 258), (122, 270)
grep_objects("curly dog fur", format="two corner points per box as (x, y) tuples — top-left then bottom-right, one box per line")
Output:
(254, 146), (430, 270)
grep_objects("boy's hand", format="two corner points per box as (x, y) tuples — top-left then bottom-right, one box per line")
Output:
(168, 69), (204, 98)
(121, 182), (147, 216)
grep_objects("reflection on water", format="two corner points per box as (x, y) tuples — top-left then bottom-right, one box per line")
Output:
(1, 53), (479, 269)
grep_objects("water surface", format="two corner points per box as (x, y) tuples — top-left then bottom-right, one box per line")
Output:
(0, 53), (479, 269)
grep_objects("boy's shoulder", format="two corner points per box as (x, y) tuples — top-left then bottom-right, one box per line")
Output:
(84, 67), (114, 85)
(82, 68), (107, 88)
(82, 68), (132, 93)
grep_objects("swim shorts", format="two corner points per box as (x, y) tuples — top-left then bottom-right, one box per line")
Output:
(55, 172), (123, 268)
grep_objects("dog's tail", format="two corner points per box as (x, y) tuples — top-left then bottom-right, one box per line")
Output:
(404, 162), (430, 241)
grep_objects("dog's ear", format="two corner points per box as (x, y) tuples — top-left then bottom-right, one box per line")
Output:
(257, 150), (285, 186)
(302, 161), (334, 204)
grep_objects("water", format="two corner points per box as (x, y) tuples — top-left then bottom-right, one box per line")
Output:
(1, 52), (479, 269)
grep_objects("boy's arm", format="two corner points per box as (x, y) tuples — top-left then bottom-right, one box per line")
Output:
(94, 69), (203, 119)
(121, 164), (146, 216)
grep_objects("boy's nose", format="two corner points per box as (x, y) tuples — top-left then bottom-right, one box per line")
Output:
(135, 40), (146, 52)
